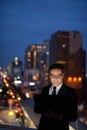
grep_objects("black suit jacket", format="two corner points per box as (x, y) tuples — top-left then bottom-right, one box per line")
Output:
(34, 83), (78, 130)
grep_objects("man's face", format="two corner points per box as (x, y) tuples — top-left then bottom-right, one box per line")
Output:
(49, 69), (64, 86)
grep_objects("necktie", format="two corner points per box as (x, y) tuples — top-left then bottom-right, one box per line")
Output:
(52, 87), (56, 95)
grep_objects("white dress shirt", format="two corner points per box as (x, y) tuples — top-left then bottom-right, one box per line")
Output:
(49, 83), (63, 95)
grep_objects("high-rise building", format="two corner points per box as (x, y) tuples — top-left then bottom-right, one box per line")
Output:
(49, 31), (86, 88)
(12, 57), (23, 80)
(24, 44), (50, 87)
(43, 40), (50, 68)
(25, 44), (48, 70)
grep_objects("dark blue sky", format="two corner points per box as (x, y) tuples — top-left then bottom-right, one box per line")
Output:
(0, 0), (87, 72)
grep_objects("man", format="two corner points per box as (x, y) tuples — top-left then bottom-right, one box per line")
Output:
(34, 63), (78, 130)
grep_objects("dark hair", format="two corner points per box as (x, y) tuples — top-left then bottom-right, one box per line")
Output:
(49, 63), (64, 73)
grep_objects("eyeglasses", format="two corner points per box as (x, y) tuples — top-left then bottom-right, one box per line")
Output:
(49, 73), (63, 79)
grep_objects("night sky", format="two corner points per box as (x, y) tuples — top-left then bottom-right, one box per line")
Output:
(0, 0), (87, 72)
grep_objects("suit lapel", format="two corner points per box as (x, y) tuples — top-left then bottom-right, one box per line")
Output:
(57, 84), (66, 95)
(46, 85), (52, 95)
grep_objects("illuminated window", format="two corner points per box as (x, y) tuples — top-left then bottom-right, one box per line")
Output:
(67, 77), (72, 82)
(73, 77), (77, 82)
(27, 52), (31, 57)
(78, 77), (82, 82)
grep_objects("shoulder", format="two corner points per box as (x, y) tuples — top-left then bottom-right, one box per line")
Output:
(41, 84), (51, 94)
(42, 85), (51, 90)
(63, 83), (75, 90)
(63, 83), (77, 95)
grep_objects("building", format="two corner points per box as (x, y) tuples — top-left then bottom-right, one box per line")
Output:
(25, 44), (48, 70)
(49, 31), (86, 88)
(12, 57), (23, 81)
(24, 44), (49, 88)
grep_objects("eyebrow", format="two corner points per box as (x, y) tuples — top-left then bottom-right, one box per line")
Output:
(50, 73), (63, 75)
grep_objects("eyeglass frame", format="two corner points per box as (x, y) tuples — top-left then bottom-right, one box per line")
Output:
(49, 73), (64, 79)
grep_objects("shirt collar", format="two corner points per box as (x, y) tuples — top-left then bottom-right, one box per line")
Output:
(54, 83), (63, 92)
(49, 83), (63, 95)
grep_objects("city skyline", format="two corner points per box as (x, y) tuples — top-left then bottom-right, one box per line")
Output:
(0, 0), (87, 72)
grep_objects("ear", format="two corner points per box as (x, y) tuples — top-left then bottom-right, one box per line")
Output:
(62, 73), (64, 78)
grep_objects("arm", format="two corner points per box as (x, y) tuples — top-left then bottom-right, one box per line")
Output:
(62, 90), (78, 122)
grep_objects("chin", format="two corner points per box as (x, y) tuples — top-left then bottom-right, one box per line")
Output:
(54, 84), (58, 86)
